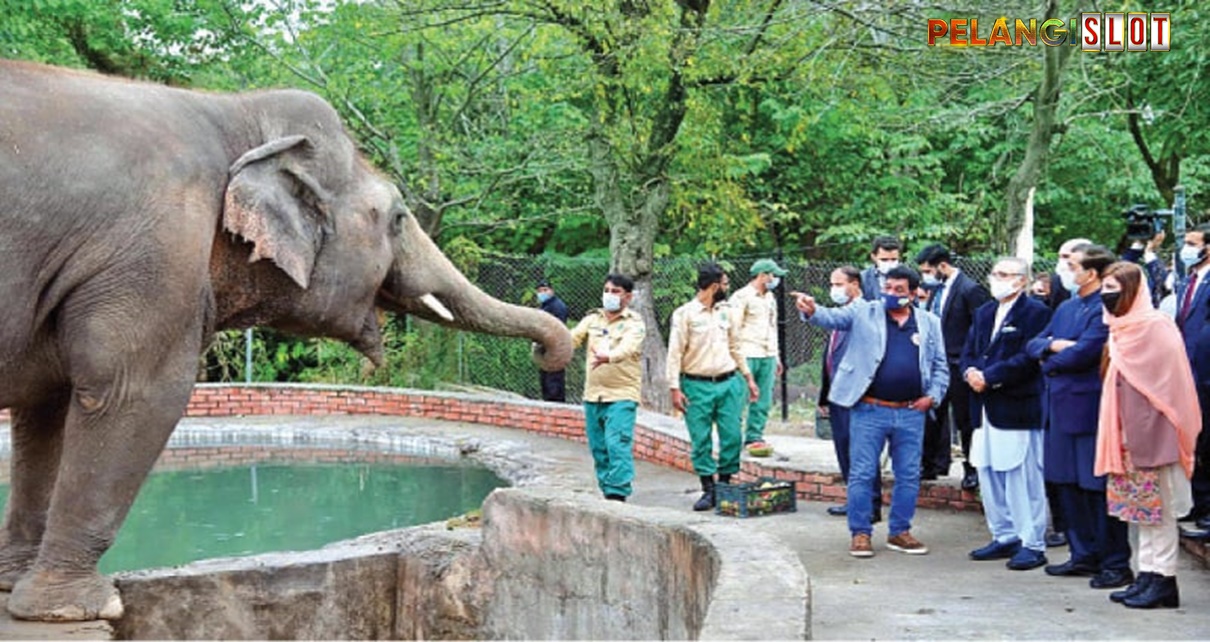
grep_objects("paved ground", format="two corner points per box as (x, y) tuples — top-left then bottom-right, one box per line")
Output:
(1, 415), (1208, 639)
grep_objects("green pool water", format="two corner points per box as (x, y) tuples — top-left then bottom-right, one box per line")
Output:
(0, 460), (505, 573)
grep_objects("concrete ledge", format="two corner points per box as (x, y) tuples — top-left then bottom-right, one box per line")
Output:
(108, 488), (810, 640)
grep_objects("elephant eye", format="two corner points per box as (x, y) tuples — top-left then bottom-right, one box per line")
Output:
(390, 206), (408, 230)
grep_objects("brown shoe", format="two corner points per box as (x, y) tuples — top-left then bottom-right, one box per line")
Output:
(887, 531), (929, 555)
(850, 533), (874, 558)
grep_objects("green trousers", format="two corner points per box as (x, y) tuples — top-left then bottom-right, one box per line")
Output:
(744, 356), (776, 444)
(584, 400), (637, 497)
(681, 374), (745, 476)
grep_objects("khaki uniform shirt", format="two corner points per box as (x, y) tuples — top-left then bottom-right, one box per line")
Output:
(666, 298), (751, 389)
(729, 284), (779, 359)
(570, 308), (646, 403)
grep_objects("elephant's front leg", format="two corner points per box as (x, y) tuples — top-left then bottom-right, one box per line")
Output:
(0, 394), (68, 590)
(6, 312), (203, 622)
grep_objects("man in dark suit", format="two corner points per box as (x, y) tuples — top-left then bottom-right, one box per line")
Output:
(860, 235), (903, 301)
(818, 265), (881, 521)
(961, 257), (1053, 571)
(1174, 224), (1210, 535)
(1026, 243), (1133, 590)
(536, 280), (569, 402)
(916, 244), (991, 490)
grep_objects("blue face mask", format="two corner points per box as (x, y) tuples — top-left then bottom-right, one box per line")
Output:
(537, 292), (552, 304)
(882, 292), (910, 310)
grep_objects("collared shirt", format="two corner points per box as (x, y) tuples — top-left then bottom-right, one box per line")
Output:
(936, 267), (961, 318)
(729, 284), (779, 358)
(666, 298), (751, 389)
(864, 311), (923, 402)
(570, 308), (647, 403)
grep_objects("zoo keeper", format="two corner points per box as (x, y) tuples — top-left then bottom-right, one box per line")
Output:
(667, 262), (760, 512)
(729, 258), (786, 456)
(569, 273), (647, 502)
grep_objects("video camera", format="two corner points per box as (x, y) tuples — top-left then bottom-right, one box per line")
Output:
(1122, 203), (1173, 241)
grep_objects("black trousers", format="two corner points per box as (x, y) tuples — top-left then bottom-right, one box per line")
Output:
(923, 361), (973, 474)
(1189, 400), (1210, 516)
(1057, 483), (1131, 571)
(540, 369), (566, 403)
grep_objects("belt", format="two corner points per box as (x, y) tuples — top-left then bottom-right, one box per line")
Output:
(860, 396), (913, 409)
(682, 370), (736, 383)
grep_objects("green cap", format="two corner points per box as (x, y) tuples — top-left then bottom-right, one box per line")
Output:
(750, 258), (787, 277)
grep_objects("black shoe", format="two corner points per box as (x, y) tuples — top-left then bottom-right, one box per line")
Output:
(604, 494), (626, 502)
(693, 475), (715, 512)
(1111, 572), (1156, 603)
(961, 471), (979, 491)
(1123, 575), (1179, 609)
(1045, 559), (1099, 577)
(1090, 568), (1134, 589)
(969, 539), (1021, 561)
(1045, 531), (1068, 548)
(1006, 548), (1047, 571)
(920, 469), (938, 481)
(827, 505), (847, 516)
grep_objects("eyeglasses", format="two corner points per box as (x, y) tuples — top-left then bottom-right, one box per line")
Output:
(989, 271), (1025, 279)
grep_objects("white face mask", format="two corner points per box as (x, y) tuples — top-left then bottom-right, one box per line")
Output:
(1060, 269), (1080, 294)
(877, 260), (900, 275)
(601, 292), (622, 312)
(989, 278), (1018, 301)
(921, 272), (940, 287)
(767, 277), (781, 290)
(830, 286), (851, 305)
(1180, 245), (1205, 266)
(1055, 260), (1072, 278)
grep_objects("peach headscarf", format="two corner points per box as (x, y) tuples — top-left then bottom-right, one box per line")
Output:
(1096, 265), (1201, 477)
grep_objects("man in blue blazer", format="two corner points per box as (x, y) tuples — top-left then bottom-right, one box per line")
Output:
(795, 266), (949, 558)
(961, 257), (1053, 571)
(1025, 244), (1133, 590)
(1174, 224), (1210, 533)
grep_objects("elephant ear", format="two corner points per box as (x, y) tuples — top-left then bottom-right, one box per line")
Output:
(223, 135), (331, 289)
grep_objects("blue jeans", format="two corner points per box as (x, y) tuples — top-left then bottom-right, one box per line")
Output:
(847, 402), (925, 537)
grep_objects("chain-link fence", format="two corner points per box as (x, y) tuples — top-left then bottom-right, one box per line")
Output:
(455, 252), (1000, 421)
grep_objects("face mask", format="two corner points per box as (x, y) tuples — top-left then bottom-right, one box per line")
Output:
(1060, 269), (1080, 294)
(601, 293), (622, 312)
(767, 277), (780, 290)
(1180, 245), (1205, 266)
(712, 286), (727, 303)
(921, 273), (940, 287)
(989, 278), (1018, 301)
(1055, 260), (1072, 278)
(830, 286), (851, 305)
(881, 292), (909, 310)
(1101, 291), (1123, 315)
(877, 260), (899, 275)
(537, 292), (552, 304)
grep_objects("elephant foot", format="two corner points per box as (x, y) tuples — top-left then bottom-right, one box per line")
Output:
(7, 569), (123, 621)
(0, 543), (38, 591)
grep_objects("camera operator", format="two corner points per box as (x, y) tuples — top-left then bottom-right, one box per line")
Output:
(1120, 230), (1170, 308)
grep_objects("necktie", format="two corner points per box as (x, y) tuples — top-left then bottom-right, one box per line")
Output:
(1180, 270), (1200, 323)
(931, 281), (947, 315)
(826, 330), (840, 376)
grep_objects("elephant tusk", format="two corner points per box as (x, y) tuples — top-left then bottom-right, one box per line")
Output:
(419, 293), (455, 322)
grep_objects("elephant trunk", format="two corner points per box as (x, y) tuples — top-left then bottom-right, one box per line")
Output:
(377, 216), (573, 373)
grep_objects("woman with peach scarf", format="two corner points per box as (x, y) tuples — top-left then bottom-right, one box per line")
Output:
(1096, 262), (1201, 609)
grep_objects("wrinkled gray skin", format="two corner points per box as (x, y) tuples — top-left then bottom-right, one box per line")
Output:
(0, 60), (571, 622)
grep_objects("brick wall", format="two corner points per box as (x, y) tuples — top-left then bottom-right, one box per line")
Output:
(182, 384), (982, 513)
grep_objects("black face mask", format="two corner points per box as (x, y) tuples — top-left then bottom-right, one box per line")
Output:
(1101, 291), (1123, 315)
(712, 286), (728, 303)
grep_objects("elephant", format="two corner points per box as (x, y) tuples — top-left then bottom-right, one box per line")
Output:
(0, 59), (572, 622)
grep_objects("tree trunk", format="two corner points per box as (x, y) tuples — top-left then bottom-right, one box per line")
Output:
(1001, 0), (1077, 253)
